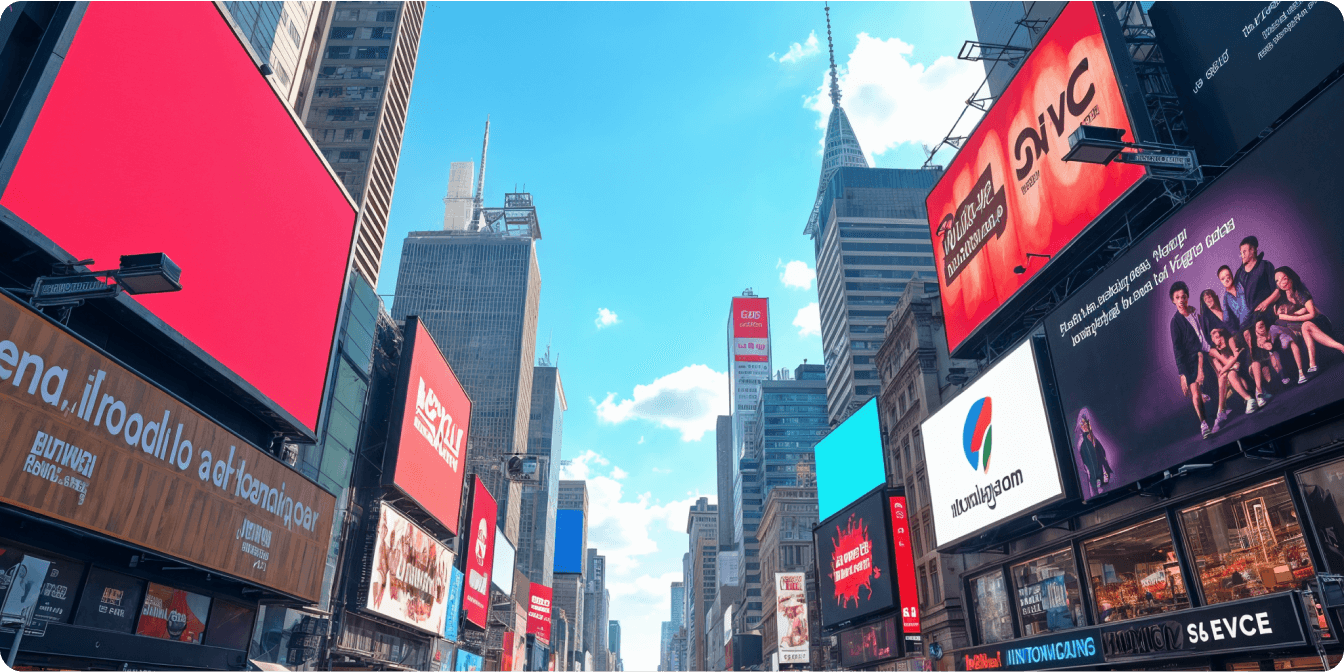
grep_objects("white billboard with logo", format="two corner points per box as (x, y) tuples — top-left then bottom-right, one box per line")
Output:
(921, 341), (1064, 548)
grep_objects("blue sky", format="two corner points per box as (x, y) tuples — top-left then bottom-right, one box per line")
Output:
(376, 2), (983, 665)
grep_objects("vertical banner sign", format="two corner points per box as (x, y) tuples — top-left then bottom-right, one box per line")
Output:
(730, 296), (771, 453)
(462, 476), (497, 629)
(527, 583), (553, 645)
(443, 566), (464, 642)
(364, 503), (454, 634)
(385, 318), (471, 534)
(927, 1), (1147, 355)
(775, 572), (811, 664)
(888, 496), (921, 636)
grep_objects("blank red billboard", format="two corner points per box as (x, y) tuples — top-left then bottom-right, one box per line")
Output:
(527, 583), (552, 645)
(927, 2), (1146, 355)
(462, 476), (497, 629)
(0, 3), (356, 432)
(384, 318), (470, 533)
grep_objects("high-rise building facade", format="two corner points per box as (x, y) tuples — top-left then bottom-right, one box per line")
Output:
(443, 161), (475, 230)
(715, 415), (736, 552)
(518, 362), (566, 587)
(583, 550), (610, 670)
(608, 621), (622, 671)
(758, 486), (824, 667)
(685, 497), (718, 672)
(390, 222), (542, 544)
(220, 1), (321, 104)
(752, 363), (828, 500)
(554, 480), (588, 668)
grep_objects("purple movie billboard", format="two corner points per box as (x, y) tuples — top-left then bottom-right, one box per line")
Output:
(1046, 81), (1344, 499)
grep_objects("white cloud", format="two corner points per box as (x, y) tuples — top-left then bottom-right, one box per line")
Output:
(637, 436), (645, 445)
(793, 303), (821, 338)
(652, 466), (672, 474)
(595, 308), (621, 329)
(595, 364), (728, 441)
(808, 33), (984, 164)
(778, 259), (816, 290)
(772, 30), (821, 63)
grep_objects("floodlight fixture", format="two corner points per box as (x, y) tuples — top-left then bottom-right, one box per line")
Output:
(1063, 125), (1202, 181)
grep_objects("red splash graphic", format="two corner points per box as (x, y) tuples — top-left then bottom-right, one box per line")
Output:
(830, 514), (880, 608)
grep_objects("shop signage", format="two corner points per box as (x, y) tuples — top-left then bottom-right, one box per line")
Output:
(775, 572), (810, 664)
(921, 342), (1064, 547)
(1044, 80), (1344, 500)
(815, 487), (897, 631)
(927, 1), (1148, 355)
(1099, 592), (1307, 661)
(888, 496), (920, 636)
(383, 317), (471, 534)
(0, 292), (336, 602)
(72, 567), (144, 633)
(443, 566), (464, 642)
(364, 502), (455, 634)
(527, 583), (552, 645)
(955, 627), (1103, 671)
(462, 476), (497, 629)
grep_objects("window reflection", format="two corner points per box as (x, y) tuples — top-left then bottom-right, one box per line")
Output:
(970, 571), (1014, 644)
(1010, 548), (1085, 636)
(1082, 517), (1189, 623)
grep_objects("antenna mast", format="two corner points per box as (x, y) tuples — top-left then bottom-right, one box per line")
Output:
(825, 3), (841, 107)
(471, 116), (490, 230)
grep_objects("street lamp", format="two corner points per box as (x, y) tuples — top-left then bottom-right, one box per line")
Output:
(1062, 125), (1201, 181)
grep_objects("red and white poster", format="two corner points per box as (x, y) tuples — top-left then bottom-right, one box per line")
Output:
(730, 297), (770, 362)
(775, 572), (810, 664)
(365, 503), (455, 634)
(462, 476), (497, 629)
(927, 2), (1146, 354)
(135, 582), (210, 644)
(888, 496), (921, 635)
(387, 318), (471, 533)
(527, 583), (553, 645)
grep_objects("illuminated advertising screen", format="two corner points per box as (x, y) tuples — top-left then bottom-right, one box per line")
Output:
(774, 572), (810, 664)
(814, 487), (896, 632)
(553, 509), (585, 574)
(492, 528), (515, 594)
(462, 476), (497, 629)
(887, 496), (920, 637)
(0, 3), (357, 433)
(927, 1), (1147, 355)
(921, 342), (1063, 547)
(1150, 1), (1344, 166)
(384, 317), (471, 533)
(814, 398), (886, 520)
(135, 582), (211, 644)
(364, 503), (455, 634)
(455, 649), (484, 671)
(1045, 80), (1344, 498)
(730, 296), (771, 451)
(527, 583), (553, 645)
(838, 615), (900, 669)
(443, 566), (464, 642)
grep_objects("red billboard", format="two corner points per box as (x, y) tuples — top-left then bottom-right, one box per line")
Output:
(888, 496), (920, 636)
(527, 583), (552, 645)
(731, 297), (769, 362)
(927, 2), (1146, 354)
(384, 318), (470, 533)
(0, 3), (356, 432)
(462, 476), (497, 629)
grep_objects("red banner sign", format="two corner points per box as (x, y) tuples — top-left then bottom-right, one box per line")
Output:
(462, 476), (497, 629)
(889, 496), (920, 635)
(731, 297), (770, 362)
(527, 583), (553, 645)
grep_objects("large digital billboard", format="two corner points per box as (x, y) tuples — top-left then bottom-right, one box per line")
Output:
(383, 317), (471, 534)
(1150, 1), (1344, 166)
(730, 296), (771, 453)
(365, 503), (454, 635)
(553, 509), (585, 574)
(492, 528), (515, 595)
(462, 476), (497, 629)
(0, 3), (357, 432)
(922, 341), (1064, 547)
(1045, 80), (1344, 499)
(815, 486), (897, 632)
(814, 398), (885, 520)
(527, 583), (553, 645)
(927, 1), (1147, 355)
(887, 495), (920, 638)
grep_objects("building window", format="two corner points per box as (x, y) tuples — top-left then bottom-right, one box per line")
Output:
(356, 46), (390, 59)
(329, 27), (355, 40)
(325, 107), (355, 121)
(343, 128), (356, 141)
(970, 570), (1014, 644)
(1082, 517), (1189, 624)
(363, 26), (394, 40)
(363, 129), (372, 140)
(337, 150), (361, 162)
(1297, 457), (1344, 573)
(376, 9), (397, 21)
(1178, 478), (1314, 605)
(315, 86), (342, 98)
(325, 45), (351, 59)
(1009, 547), (1085, 637)
(320, 129), (337, 142)
(929, 563), (941, 603)
(917, 566), (928, 608)
(333, 9), (361, 20)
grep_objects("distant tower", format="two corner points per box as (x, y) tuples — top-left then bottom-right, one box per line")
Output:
(443, 162), (475, 230)
(803, 3), (869, 241)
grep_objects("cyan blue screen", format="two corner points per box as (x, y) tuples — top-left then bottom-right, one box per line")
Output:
(553, 509), (585, 574)
(815, 398), (885, 520)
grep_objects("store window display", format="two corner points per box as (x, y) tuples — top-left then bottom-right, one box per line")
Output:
(1009, 548), (1086, 636)
(1082, 517), (1189, 623)
(1179, 478), (1314, 605)
(1296, 458), (1344, 574)
(969, 570), (1014, 644)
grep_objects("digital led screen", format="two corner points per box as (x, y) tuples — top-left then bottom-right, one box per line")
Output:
(1046, 80), (1344, 499)
(815, 486), (896, 632)
(927, 1), (1146, 355)
(527, 583), (552, 645)
(815, 398), (885, 520)
(1150, 1), (1344, 166)
(0, 2), (356, 432)
(839, 615), (900, 669)
(553, 509), (585, 574)
(384, 317), (471, 534)
(462, 476), (497, 629)
(492, 528), (515, 595)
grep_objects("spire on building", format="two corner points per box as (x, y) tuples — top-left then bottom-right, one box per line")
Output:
(804, 4), (869, 239)
(471, 115), (490, 231)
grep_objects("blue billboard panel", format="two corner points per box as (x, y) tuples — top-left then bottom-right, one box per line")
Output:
(815, 398), (886, 520)
(455, 649), (484, 671)
(553, 509), (585, 574)
(443, 566), (464, 642)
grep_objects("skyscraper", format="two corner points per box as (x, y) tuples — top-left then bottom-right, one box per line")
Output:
(608, 620), (622, 671)
(584, 550), (610, 670)
(554, 481), (589, 669)
(685, 497), (718, 672)
(751, 363), (828, 499)
(220, 1), (321, 104)
(801, 5), (870, 243)
(518, 360), (566, 586)
(714, 415), (736, 552)
(727, 291), (770, 629)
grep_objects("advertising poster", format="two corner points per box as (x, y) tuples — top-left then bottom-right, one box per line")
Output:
(921, 342), (1063, 546)
(72, 567), (144, 633)
(0, 546), (82, 626)
(385, 318), (471, 533)
(365, 502), (454, 634)
(553, 509), (585, 574)
(927, 1), (1147, 354)
(774, 572), (810, 664)
(0, 555), (49, 625)
(443, 566), (464, 642)
(463, 476), (497, 629)
(135, 582), (210, 644)
(1046, 81), (1344, 499)
(887, 496), (921, 635)
(815, 488), (896, 630)
(527, 583), (553, 645)
(455, 649), (484, 671)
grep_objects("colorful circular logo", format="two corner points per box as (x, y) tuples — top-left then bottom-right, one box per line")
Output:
(962, 397), (993, 472)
